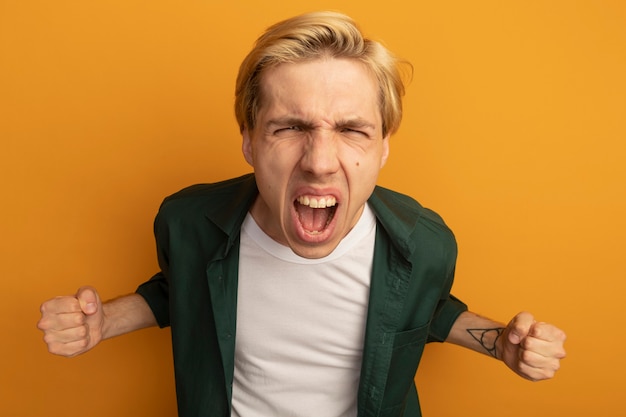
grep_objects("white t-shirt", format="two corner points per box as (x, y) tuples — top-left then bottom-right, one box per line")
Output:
(232, 204), (377, 417)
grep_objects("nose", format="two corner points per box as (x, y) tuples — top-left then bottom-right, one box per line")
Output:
(299, 129), (340, 177)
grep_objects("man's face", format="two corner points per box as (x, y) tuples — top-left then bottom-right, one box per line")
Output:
(242, 58), (390, 259)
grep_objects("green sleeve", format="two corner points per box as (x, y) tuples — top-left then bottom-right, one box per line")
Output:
(428, 294), (467, 343)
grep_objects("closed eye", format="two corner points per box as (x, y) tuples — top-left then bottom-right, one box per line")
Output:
(336, 118), (376, 139)
(273, 126), (306, 136)
(280, 126), (301, 132)
(341, 127), (365, 134)
(339, 127), (371, 139)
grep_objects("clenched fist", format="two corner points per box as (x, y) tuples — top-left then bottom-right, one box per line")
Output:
(37, 286), (104, 357)
(499, 312), (567, 381)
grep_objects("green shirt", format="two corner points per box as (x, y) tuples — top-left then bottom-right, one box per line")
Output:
(137, 173), (467, 417)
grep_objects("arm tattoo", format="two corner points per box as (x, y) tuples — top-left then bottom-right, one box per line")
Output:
(466, 327), (505, 358)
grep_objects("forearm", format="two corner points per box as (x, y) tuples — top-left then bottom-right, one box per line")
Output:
(101, 293), (158, 340)
(447, 310), (567, 381)
(445, 311), (506, 360)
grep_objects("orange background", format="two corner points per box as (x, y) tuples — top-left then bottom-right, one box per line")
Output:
(1, 1), (625, 416)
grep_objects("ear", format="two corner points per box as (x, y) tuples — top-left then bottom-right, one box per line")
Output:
(379, 134), (390, 168)
(242, 128), (254, 167)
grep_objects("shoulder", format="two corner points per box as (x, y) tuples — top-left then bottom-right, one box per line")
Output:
(154, 174), (258, 240)
(369, 186), (456, 257)
(158, 174), (257, 216)
(370, 186), (452, 233)
(162, 173), (255, 205)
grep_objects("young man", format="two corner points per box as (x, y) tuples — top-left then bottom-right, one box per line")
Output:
(38, 11), (566, 417)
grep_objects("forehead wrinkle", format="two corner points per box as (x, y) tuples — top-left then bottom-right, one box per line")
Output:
(258, 60), (382, 132)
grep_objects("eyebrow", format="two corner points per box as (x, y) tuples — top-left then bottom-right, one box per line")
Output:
(335, 118), (376, 131)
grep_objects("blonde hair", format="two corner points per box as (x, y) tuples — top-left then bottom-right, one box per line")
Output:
(234, 11), (410, 136)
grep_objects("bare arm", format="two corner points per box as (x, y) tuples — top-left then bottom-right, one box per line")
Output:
(101, 292), (158, 339)
(446, 311), (567, 381)
(38, 286), (157, 357)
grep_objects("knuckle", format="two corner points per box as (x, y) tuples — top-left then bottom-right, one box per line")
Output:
(527, 370), (550, 382)
(76, 325), (89, 338)
(520, 336), (535, 350)
(530, 323), (544, 338)
(36, 317), (48, 331)
(42, 333), (55, 345)
(47, 342), (65, 355)
(542, 368), (556, 379)
(520, 349), (535, 364)
(526, 362), (560, 382)
(71, 312), (86, 326)
(75, 337), (90, 350)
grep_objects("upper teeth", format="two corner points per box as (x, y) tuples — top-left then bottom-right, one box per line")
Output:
(297, 196), (337, 208)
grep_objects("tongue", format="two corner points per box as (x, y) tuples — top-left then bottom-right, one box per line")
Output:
(297, 204), (331, 233)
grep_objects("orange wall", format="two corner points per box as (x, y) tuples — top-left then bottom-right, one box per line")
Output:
(1, 1), (624, 416)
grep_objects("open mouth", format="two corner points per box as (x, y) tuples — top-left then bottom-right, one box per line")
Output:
(294, 195), (338, 235)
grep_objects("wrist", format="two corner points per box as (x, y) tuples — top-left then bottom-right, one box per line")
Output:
(467, 326), (505, 359)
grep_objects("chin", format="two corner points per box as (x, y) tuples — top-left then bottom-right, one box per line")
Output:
(288, 241), (339, 260)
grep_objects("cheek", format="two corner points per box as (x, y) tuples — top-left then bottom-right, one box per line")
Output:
(255, 160), (291, 208)
(346, 154), (383, 194)
(349, 151), (382, 174)
(263, 145), (307, 186)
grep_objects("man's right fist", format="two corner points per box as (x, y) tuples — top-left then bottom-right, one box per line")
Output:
(37, 286), (104, 357)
